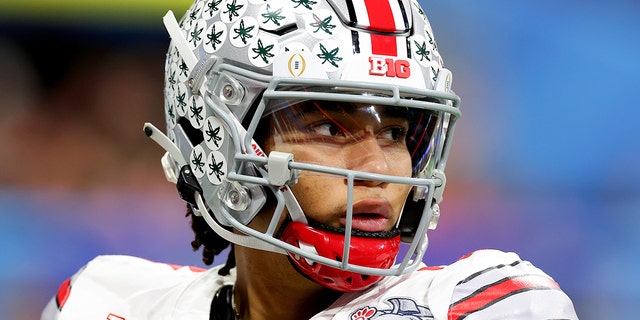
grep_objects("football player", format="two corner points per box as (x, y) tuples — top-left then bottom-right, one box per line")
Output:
(43, 0), (579, 319)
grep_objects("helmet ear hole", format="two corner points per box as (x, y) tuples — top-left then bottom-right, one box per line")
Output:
(177, 117), (204, 145)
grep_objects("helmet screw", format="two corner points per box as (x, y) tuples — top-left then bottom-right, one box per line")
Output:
(229, 190), (239, 205)
(222, 84), (235, 99)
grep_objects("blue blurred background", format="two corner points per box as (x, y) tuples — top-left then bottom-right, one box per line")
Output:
(1, 0), (638, 319)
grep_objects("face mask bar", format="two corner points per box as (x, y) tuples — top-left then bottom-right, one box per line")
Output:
(189, 62), (459, 276)
(200, 154), (442, 276)
(145, 59), (461, 277)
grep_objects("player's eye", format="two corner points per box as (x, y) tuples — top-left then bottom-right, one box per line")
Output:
(307, 121), (349, 139)
(378, 126), (408, 143)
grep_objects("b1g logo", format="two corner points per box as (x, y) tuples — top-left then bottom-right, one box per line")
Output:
(369, 57), (411, 78)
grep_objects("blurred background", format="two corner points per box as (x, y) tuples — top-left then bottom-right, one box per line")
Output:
(0, 0), (638, 318)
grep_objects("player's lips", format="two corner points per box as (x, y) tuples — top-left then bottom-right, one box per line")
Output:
(339, 199), (393, 232)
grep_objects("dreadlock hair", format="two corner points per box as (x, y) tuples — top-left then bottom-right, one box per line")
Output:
(186, 204), (236, 276)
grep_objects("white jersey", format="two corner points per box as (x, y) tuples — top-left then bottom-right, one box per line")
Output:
(41, 249), (578, 320)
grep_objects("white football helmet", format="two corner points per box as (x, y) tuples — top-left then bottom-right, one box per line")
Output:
(145, 0), (461, 292)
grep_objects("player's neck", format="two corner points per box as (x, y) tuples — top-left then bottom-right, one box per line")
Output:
(233, 245), (342, 320)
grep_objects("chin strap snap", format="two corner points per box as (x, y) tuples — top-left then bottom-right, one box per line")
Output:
(428, 169), (446, 230)
(431, 169), (446, 205)
(177, 165), (204, 210)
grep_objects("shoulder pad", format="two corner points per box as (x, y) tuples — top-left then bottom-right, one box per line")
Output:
(429, 250), (578, 319)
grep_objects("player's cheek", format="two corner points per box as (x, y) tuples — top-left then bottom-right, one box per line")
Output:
(385, 148), (412, 177)
(291, 173), (332, 205)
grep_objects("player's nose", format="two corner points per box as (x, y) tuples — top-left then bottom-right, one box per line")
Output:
(345, 135), (391, 186)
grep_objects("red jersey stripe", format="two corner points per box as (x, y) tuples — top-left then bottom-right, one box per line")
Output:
(448, 275), (561, 320)
(418, 265), (444, 271)
(55, 278), (72, 310)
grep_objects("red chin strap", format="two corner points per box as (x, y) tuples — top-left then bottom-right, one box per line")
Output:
(279, 221), (401, 292)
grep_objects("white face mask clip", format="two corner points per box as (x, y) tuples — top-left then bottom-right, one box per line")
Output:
(267, 151), (299, 187)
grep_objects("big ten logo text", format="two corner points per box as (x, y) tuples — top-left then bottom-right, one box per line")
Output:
(368, 57), (410, 78)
